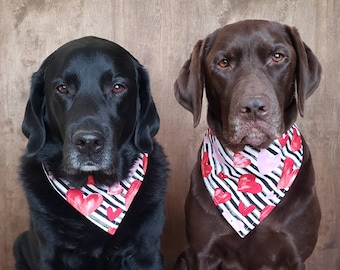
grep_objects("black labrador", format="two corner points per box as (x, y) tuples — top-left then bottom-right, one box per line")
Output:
(13, 36), (168, 270)
(174, 20), (321, 269)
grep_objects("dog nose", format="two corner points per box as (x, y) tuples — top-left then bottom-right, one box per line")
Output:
(72, 130), (104, 154)
(239, 96), (271, 119)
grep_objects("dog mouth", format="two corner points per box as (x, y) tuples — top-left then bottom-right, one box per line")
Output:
(63, 156), (115, 175)
(240, 129), (271, 148)
(72, 160), (103, 173)
(76, 161), (109, 173)
(80, 165), (101, 172)
(227, 121), (280, 149)
(61, 163), (118, 188)
(61, 146), (118, 185)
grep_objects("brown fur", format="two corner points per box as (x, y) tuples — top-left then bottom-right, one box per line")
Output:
(174, 20), (321, 270)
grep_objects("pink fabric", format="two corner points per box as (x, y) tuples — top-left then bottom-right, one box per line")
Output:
(201, 124), (303, 238)
(44, 153), (148, 235)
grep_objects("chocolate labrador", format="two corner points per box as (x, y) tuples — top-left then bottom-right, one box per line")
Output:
(13, 36), (168, 270)
(174, 20), (321, 269)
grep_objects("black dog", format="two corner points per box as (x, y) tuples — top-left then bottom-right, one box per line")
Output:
(13, 36), (168, 270)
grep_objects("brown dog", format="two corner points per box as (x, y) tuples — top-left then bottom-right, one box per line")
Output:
(174, 20), (321, 270)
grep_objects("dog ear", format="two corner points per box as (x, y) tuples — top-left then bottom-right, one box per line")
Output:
(174, 39), (207, 127)
(287, 26), (322, 116)
(134, 65), (160, 153)
(22, 67), (47, 157)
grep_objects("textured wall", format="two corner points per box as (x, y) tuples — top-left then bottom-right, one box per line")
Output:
(0, 0), (339, 269)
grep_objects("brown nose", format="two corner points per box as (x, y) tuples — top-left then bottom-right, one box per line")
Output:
(239, 96), (271, 120)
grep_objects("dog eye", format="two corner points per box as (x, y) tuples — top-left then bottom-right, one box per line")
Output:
(112, 84), (126, 93)
(218, 59), (230, 68)
(272, 53), (285, 62)
(56, 85), (69, 94)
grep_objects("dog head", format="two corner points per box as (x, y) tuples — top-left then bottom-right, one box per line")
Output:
(174, 20), (321, 151)
(22, 36), (159, 186)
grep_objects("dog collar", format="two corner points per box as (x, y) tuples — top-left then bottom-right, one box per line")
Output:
(43, 153), (148, 235)
(201, 124), (303, 238)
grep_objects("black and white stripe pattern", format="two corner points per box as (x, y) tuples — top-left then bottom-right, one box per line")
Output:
(201, 124), (303, 238)
(43, 153), (147, 235)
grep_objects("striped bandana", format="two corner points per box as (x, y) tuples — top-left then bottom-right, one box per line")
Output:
(43, 153), (148, 235)
(201, 124), (303, 238)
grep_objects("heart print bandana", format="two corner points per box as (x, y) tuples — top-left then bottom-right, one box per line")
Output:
(43, 153), (148, 235)
(201, 124), (303, 238)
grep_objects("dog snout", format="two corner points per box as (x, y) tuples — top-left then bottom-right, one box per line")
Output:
(239, 96), (271, 120)
(72, 130), (104, 155)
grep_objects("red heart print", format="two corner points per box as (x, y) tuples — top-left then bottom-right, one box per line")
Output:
(237, 174), (262, 194)
(233, 152), (251, 168)
(201, 152), (212, 178)
(87, 175), (95, 185)
(238, 201), (256, 216)
(142, 154), (148, 173)
(213, 188), (231, 205)
(217, 171), (228, 180)
(290, 127), (302, 152)
(279, 134), (289, 147)
(108, 227), (117, 235)
(260, 205), (275, 222)
(66, 189), (103, 216)
(125, 180), (142, 209)
(107, 183), (124, 195)
(202, 164), (212, 178)
(107, 207), (123, 221)
(277, 158), (299, 189)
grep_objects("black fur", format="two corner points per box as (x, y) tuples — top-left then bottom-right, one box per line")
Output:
(13, 36), (168, 270)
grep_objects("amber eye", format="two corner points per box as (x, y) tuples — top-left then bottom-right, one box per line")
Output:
(112, 84), (126, 93)
(272, 53), (284, 62)
(218, 59), (230, 68)
(56, 85), (68, 94)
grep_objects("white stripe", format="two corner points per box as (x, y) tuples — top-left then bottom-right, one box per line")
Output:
(43, 153), (147, 235)
(202, 125), (303, 238)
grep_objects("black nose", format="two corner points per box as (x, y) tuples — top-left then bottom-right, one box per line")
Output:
(239, 96), (271, 119)
(72, 130), (104, 154)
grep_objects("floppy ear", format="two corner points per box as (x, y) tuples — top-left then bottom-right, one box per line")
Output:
(22, 67), (46, 157)
(174, 39), (207, 127)
(134, 65), (160, 153)
(287, 26), (322, 116)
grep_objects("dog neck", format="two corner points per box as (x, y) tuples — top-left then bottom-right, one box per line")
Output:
(43, 153), (148, 235)
(201, 124), (303, 238)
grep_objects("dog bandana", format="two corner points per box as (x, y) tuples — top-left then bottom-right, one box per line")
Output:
(201, 124), (303, 238)
(43, 153), (148, 235)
